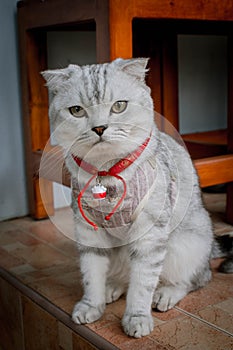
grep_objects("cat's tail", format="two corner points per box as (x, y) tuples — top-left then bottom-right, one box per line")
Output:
(212, 234), (233, 273)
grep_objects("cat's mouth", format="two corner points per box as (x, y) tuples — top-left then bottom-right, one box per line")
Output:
(93, 136), (110, 146)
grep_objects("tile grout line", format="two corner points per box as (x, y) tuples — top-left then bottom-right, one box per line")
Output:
(174, 306), (233, 338)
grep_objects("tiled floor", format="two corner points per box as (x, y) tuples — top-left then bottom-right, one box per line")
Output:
(0, 193), (232, 349)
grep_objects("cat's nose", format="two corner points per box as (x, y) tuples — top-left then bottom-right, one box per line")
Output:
(92, 125), (108, 136)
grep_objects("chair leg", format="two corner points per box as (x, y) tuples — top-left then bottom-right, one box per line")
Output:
(226, 182), (233, 225)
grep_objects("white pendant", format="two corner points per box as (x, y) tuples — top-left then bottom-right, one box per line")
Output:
(91, 183), (107, 200)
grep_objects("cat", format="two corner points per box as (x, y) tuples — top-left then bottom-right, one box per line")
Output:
(42, 58), (231, 338)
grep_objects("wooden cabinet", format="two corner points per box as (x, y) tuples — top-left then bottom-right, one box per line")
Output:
(18, 0), (233, 222)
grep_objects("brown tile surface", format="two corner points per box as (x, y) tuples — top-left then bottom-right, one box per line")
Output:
(152, 307), (185, 322)
(0, 228), (41, 246)
(0, 193), (232, 349)
(28, 269), (82, 303)
(86, 308), (121, 333)
(8, 242), (71, 269)
(0, 246), (25, 269)
(150, 315), (233, 350)
(52, 236), (78, 258)
(208, 272), (233, 298)
(9, 263), (36, 275)
(197, 299), (233, 334)
(28, 220), (67, 243)
(175, 283), (231, 315)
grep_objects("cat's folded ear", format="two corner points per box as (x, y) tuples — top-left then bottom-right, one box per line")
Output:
(114, 58), (149, 82)
(41, 64), (81, 93)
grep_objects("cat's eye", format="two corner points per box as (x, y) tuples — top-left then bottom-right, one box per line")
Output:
(111, 101), (128, 114)
(69, 105), (86, 118)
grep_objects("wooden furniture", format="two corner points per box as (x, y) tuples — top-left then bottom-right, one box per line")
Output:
(17, 0), (233, 223)
(17, 0), (110, 219)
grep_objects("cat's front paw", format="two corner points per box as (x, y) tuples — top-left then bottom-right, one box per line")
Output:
(152, 285), (187, 312)
(105, 283), (125, 304)
(72, 300), (105, 324)
(122, 313), (154, 338)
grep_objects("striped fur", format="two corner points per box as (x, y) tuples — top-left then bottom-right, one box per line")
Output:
(42, 58), (214, 338)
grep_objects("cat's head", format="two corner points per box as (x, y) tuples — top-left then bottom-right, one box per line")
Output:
(42, 58), (155, 160)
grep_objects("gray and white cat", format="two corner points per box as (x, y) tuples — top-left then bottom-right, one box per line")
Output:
(42, 58), (228, 338)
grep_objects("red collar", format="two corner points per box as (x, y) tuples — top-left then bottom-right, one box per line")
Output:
(72, 135), (151, 177)
(72, 134), (151, 230)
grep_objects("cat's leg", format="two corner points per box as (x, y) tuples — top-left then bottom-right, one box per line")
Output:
(105, 247), (129, 304)
(105, 281), (126, 304)
(153, 221), (212, 312)
(72, 251), (109, 324)
(122, 232), (167, 338)
(153, 263), (211, 311)
(153, 264), (211, 312)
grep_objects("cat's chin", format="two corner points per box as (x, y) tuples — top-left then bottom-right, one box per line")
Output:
(87, 139), (131, 161)
(70, 130), (149, 160)
(90, 133), (148, 156)
(91, 140), (118, 154)
(93, 139), (110, 147)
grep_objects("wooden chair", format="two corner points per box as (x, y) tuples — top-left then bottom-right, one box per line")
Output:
(17, 0), (233, 223)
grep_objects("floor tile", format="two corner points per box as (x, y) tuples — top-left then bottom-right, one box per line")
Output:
(0, 229), (26, 245)
(196, 299), (233, 334)
(18, 231), (42, 246)
(0, 246), (25, 269)
(0, 220), (19, 233)
(9, 263), (36, 275)
(8, 216), (36, 227)
(28, 272), (82, 302)
(105, 298), (126, 320)
(210, 270), (233, 292)
(95, 321), (172, 350)
(28, 220), (65, 243)
(3, 241), (26, 252)
(8, 243), (71, 270)
(174, 287), (222, 315)
(216, 298), (233, 314)
(150, 315), (233, 350)
(86, 311), (121, 332)
(0, 228), (42, 246)
(51, 236), (78, 258)
(0, 192), (233, 350)
(52, 293), (79, 314)
(94, 321), (148, 349)
(20, 261), (79, 284)
(152, 307), (185, 322)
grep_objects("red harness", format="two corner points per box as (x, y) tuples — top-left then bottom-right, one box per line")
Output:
(72, 135), (151, 230)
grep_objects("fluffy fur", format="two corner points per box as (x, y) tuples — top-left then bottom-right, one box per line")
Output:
(42, 58), (216, 338)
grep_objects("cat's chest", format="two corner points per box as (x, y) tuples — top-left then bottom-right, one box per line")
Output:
(71, 157), (157, 229)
